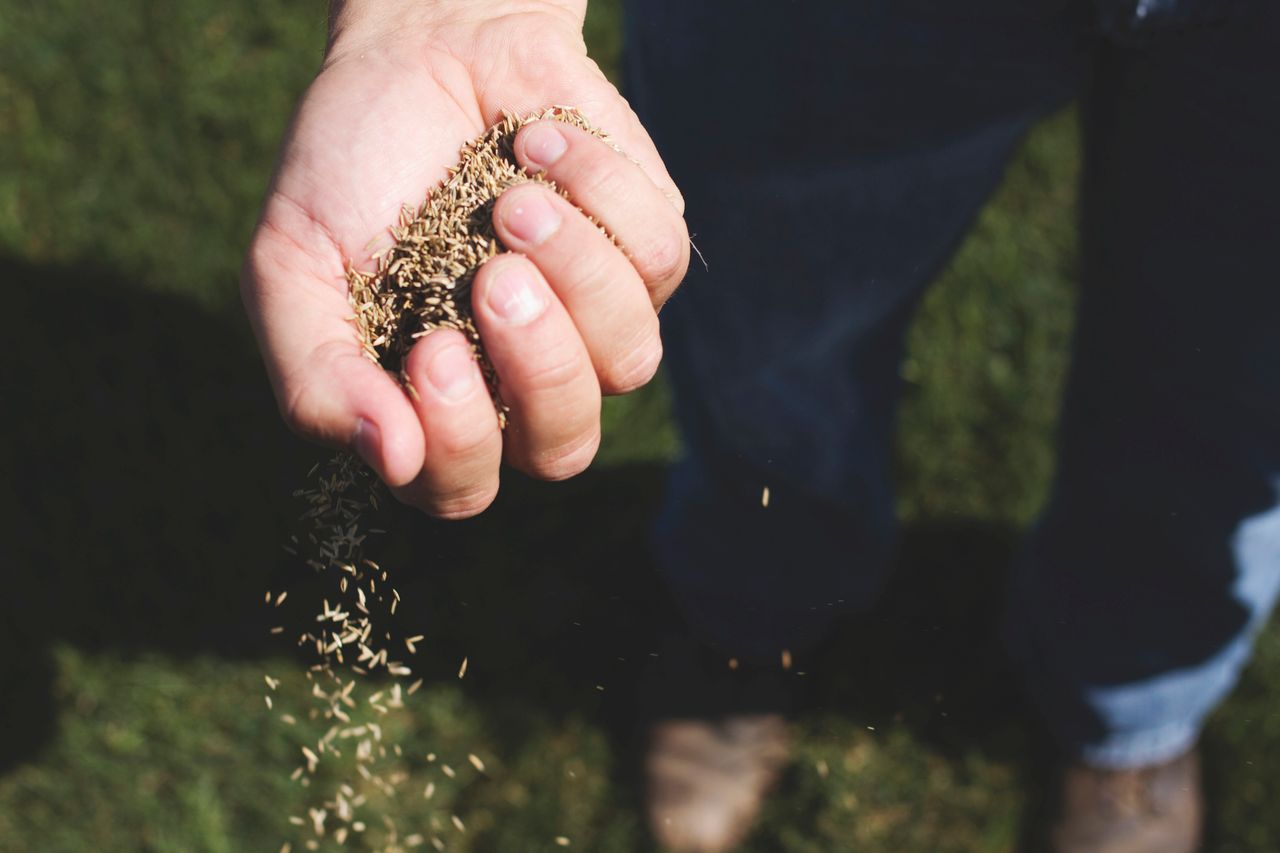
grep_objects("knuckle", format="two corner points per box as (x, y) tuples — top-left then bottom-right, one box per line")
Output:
(600, 328), (663, 395)
(395, 476), (499, 520)
(524, 428), (601, 481)
(573, 156), (632, 209)
(430, 485), (499, 521)
(634, 222), (690, 288)
(557, 247), (615, 299)
(430, 419), (499, 462)
(518, 344), (591, 397)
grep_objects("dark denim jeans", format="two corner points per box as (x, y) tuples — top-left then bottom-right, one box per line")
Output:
(624, 0), (1280, 766)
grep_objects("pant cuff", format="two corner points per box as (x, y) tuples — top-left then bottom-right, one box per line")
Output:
(1075, 720), (1199, 770)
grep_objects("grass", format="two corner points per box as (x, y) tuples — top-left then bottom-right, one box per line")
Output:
(2, 1), (1278, 851)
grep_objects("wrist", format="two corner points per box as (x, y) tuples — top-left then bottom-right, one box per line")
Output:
(327, 0), (586, 56)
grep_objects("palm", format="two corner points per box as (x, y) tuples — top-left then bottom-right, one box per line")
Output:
(271, 60), (486, 276)
(257, 14), (626, 294)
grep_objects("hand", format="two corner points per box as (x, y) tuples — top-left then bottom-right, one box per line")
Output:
(241, 0), (689, 518)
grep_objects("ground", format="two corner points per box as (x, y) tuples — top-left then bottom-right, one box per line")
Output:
(2, 1), (1278, 850)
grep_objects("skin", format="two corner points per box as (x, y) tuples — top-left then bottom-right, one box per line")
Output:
(241, 0), (689, 518)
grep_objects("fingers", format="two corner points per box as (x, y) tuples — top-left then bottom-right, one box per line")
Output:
(246, 199), (604, 519)
(493, 182), (663, 394)
(512, 119), (691, 308)
(471, 254), (602, 480)
(390, 329), (504, 519)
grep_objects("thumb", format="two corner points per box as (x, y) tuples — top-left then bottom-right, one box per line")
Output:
(242, 231), (424, 487)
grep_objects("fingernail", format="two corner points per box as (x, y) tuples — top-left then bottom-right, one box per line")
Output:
(523, 122), (568, 171)
(502, 191), (562, 246)
(487, 264), (548, 326)
(424, 339), (479, 401)
(354, 417), (380, 467)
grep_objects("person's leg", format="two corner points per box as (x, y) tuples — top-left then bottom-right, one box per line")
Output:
(1009, 2), (1280, 772)
(624, 0), (1088, 664)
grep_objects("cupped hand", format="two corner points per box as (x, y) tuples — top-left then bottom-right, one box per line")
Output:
(241, 0), (689, 518)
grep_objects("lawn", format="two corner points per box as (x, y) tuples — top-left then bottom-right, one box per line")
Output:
(2, 1), (1278, 851)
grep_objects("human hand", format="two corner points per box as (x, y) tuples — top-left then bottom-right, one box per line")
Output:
(241, 0), (689, 518)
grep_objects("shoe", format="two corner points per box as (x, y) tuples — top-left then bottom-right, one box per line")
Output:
(646, 713), (790, 852)
(638, 626), (797, 852)
(1048, 747), (1203, 853)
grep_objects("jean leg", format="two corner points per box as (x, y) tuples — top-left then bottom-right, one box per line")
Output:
(1009, 3), (1280, 767)
(625, 1), (1085, 661)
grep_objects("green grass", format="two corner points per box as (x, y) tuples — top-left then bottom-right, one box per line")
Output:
(2, 1), (1278, 851)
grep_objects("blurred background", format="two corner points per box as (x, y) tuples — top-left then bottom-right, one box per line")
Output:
(2, 1), (1278, 850)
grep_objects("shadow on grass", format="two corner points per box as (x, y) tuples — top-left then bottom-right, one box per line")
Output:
(3, 255), (312, 768)
(3, 255), (1054, 846)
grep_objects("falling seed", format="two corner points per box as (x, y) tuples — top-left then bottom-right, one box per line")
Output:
(781, 649), (793, 670)
(556, 838), (571, 847)
(268, 110), (614, 841)
(424, 782), (436, 799)
(728, 658), (739, 670)
(761, 486), (770, 507)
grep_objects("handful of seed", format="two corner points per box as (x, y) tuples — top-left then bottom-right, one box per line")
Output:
(348, 106), (612, 425)
(269, 108), (610, 852)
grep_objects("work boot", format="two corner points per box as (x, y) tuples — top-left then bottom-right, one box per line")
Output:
(1048, 747), (1203, 853)
(646, 713), (790, 851)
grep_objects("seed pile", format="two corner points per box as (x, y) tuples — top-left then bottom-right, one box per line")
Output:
(347, 106), (612, 424)
(268, 108), (610, 852)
